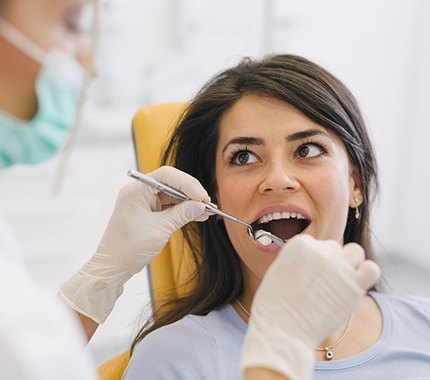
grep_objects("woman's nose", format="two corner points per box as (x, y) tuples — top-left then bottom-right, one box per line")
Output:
(258, 160), (300, 194)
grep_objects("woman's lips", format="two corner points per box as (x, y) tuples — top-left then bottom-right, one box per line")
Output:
(249, 205), (311, 242)
(249, 234), (281, 253)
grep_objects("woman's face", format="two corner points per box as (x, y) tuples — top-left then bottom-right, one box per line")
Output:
(215, 94), (362, 292)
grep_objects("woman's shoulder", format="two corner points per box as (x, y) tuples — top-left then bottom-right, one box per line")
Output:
(374, 291), (430, 310)
(185, 302), (248, 336)
(122, 304), (246, 380)
(143, 302), (246, 344)
(372, 291), (430, 325)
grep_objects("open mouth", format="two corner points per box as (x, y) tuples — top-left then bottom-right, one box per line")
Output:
(251, 211), (310, 242)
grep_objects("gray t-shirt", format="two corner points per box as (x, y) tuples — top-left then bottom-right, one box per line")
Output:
(122, 292), (430, 379)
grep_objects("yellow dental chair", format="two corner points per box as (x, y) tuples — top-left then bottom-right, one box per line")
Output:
(98, 102), (195, 380)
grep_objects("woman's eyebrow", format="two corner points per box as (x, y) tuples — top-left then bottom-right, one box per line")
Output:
(222, 136), (264, 154)
(222, 129), (330, 154)
(287, 129), (330, 142)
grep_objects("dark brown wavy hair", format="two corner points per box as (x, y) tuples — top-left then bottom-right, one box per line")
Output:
(131, 54), (378, 351)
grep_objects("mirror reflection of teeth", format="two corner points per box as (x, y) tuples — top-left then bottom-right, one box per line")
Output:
(255, 229), (273, 246)
(258, 212), (305, 224)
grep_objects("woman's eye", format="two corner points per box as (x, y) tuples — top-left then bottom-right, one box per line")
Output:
(296, 143), (324, 159)
(231, 150), (258, 165)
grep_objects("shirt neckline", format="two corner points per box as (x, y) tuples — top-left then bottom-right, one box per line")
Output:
(224, 291), (392, 371)
(220, 303), (248, 334)
(313, 291), (392, 371)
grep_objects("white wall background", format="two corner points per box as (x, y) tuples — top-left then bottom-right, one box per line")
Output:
(0, 0), (429, 365)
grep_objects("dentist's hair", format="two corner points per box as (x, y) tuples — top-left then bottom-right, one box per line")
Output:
(132, 53), (378, 350)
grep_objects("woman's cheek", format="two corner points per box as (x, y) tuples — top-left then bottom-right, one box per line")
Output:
(217, 178), (251, 214)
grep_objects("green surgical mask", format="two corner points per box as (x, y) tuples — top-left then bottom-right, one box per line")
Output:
(0, 18), (87, 168)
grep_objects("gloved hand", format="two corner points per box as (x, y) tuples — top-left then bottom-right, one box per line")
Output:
(240, 234), (380, 380)
(59, 166), (210, 324)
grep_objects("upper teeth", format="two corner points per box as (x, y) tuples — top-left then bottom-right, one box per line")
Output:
(257, 212), (305, 224)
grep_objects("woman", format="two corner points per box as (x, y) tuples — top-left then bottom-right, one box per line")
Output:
(123, 54), (430, 379)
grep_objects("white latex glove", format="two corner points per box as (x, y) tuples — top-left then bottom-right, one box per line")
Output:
(241, 234), (380, 380)
(59, 166), (210, 324)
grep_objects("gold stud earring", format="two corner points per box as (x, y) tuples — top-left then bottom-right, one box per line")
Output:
(354, 197), (360, 220)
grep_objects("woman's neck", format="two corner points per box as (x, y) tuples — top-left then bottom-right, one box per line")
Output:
(234, 274), (259, 323)
(314, 294), (383, 361)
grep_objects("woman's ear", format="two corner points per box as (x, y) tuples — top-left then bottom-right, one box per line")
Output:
(349, 168), (363, 208)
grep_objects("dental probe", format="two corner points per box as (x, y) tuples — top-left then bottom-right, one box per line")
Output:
(127, 169), (285, 248)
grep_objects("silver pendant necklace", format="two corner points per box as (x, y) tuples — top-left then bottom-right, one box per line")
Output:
(235, 298), (353, 361)
(315, 315), (352, 360)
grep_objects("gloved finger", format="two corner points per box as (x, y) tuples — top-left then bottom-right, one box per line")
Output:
(149, 166), (211, 202)
(342, 243), (365, 269)
(159, 192), (183, 209)
(283, 233), (315, 251)
(355, 260), (381, 290)
(319, 239), (343, 258)
(193, 210), (212, 222)
(161, 200), (209, 231)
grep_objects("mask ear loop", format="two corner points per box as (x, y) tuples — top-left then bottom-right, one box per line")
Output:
(0, 17), (46, 63)
(52, 0), (100, 197)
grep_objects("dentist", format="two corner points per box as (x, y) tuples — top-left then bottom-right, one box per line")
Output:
(0, 1), (210, 378)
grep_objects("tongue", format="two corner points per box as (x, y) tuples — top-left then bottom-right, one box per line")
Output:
(263, 219), (307, 240)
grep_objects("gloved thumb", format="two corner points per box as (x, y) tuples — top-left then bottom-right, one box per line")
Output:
(161, 201), (209, 232)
